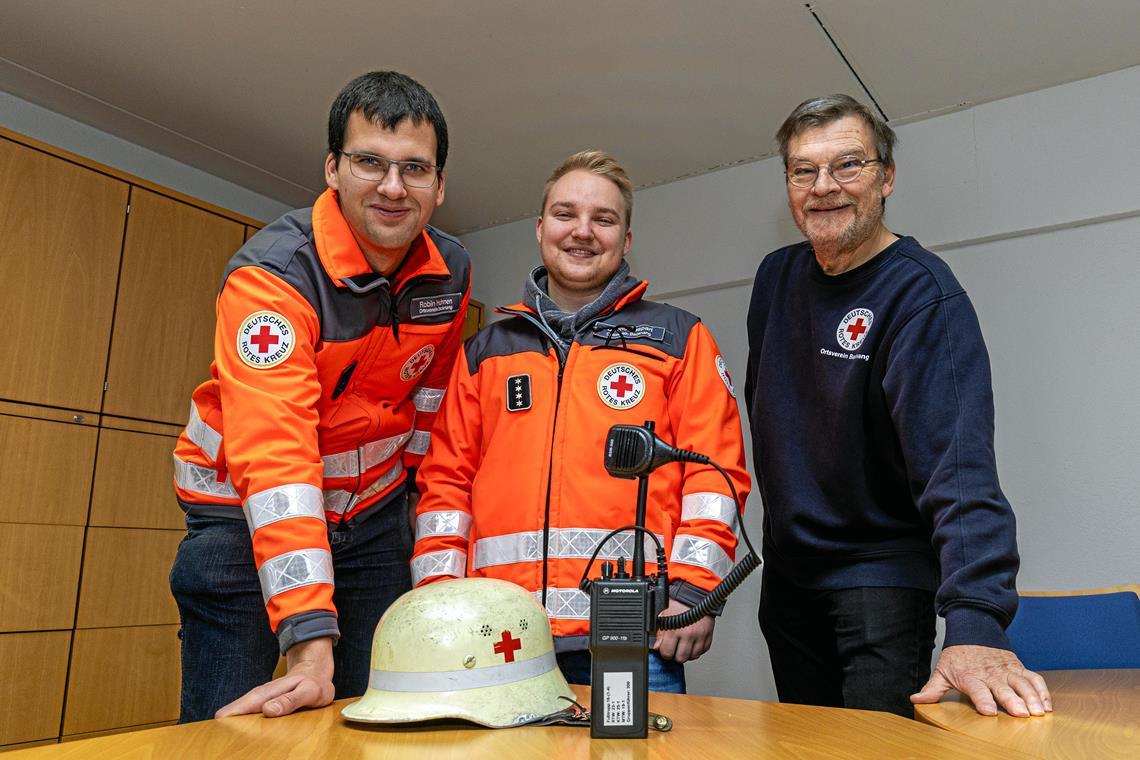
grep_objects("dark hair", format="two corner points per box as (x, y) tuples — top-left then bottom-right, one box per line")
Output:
(775, 94), (896, 170)
(328, 71), (449, 169)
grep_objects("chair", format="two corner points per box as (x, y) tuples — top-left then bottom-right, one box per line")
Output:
(1006, 584), (1140, 671)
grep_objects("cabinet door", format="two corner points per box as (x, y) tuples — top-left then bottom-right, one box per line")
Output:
(0, 523), (84, 632)
(76, 527), (183, 628)
(64, 625), (180, 735)
(0, 410), (97, 526)
(0, 631), (71, 745)
(89, 427), (184, 530)
(0, 138), (128, 410)
(103, 188), (243, 424)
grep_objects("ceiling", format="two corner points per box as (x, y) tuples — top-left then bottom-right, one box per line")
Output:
(2, 1), (1138, 233)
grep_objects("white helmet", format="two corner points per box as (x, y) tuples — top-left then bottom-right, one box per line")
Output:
(342, 577), (577, 727)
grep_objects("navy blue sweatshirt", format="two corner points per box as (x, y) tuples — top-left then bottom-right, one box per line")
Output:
(744, 236), (1019, 650)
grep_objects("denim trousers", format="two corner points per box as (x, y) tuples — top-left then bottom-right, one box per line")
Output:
(556, 649), (687, 694)
(758, 566), (936, 718)
(170, 496), (412, 722)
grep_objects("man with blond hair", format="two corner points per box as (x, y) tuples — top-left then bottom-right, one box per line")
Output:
(412, 150), (750, 691)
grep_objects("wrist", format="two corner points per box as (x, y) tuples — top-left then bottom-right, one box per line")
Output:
(285, 636), (335, 675)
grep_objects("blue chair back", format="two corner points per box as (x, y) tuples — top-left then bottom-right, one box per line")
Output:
(1007, 590), (1140, 671)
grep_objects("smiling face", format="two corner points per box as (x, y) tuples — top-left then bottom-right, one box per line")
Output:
(324, 110), (445, 274)
(536, 169), (632, 311)
(785, 114), (895, 272)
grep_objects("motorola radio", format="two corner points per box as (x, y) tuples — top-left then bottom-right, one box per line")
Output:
(581, 421), (761, 739)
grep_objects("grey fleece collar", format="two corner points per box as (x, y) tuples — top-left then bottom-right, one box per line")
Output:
(523, 261), (639, 352)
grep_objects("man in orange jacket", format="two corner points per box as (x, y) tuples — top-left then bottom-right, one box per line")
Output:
(412, 150), (749, 692)
(170, 71), (470, 721)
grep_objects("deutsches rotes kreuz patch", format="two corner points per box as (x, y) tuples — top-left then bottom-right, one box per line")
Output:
(400, 345), (435, 381)
(597, 363), (645, 410)
(715, 355), (736, 398)
(836, 308), (874, 351)
(237, 311), (296, 369)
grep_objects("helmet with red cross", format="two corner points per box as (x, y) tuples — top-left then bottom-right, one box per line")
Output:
(341, 577), (576, 727)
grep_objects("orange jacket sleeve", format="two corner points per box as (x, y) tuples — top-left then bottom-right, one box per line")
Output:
(410, 341), (481, 585)
(665, 321), (751, 596)
(214, 266), (336, 639)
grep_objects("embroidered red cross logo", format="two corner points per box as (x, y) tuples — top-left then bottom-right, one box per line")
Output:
(609, 375), (635, 398)
(250, 325), (279, 354)
(407, 351), (431, 375)
(845, 318), (868, 342)
(493, 630), (522, 663)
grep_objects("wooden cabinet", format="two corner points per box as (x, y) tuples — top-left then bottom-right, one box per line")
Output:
(103, 188), (244, 425)
(0, 410), (97, 526)
(0, 523), (84, 632)
(64, 626), (181, 735)
(0, 138), (128, 411)
(0, 126), (262, 747)
(0, 631), (72, 745)
(89, 427), (184, 530)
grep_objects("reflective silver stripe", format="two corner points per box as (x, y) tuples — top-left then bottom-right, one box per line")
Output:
(536, 588), (591, 620)
(173, 455), (238, 499)
(322, 460), (405, 516)
(258, 548), (333, 603)
(471, 528), (663, 571)
(411, 386), (446, 413)
(410, 549), (466, 585)
(245, 484), (325, 533)
(322, 431), (412, 479)
(184, 403), (222, 461)
(405, 429), (431, 455)
(415, 510), (473, 541)
(670, 535), (733, 580)
(369, 650), (555, 693)
(680, 492), (739, 532)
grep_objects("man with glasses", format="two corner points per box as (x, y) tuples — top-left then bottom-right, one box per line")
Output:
(170, 71), (469, 721)
(745, 94), (1050, 718)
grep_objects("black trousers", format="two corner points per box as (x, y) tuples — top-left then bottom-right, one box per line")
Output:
(758, 566), (936, 718)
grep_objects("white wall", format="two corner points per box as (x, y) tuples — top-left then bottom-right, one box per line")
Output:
(461, 64), (1140, 700)
(0, 89), (292, 223)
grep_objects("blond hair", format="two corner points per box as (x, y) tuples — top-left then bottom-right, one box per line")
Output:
(541, 150), (633, 226)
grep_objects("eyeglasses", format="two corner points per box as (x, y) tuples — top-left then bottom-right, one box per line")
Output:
(340, 151), (440, 188)
(785, 156), (884, 188)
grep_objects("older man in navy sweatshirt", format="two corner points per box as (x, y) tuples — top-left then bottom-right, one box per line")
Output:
(745, 94), (1051, 719)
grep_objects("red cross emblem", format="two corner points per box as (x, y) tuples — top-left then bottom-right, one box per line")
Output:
(400, 345), (435, 381)
(493, 630), (522, 663)
(237, 311), (295, 369)
(845, 318), (868, 342)
(609, 375), (634, 398)
(598, 363), (645, 410)
(249, 325), (279, 354)
(836, 308), (874, 351)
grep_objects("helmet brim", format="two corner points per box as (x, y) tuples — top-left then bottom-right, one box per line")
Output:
(341, 665), (576, 728)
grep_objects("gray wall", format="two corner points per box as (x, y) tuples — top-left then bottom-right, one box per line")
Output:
(461, 65), (1140, 700)
(0, 89), (292, 223)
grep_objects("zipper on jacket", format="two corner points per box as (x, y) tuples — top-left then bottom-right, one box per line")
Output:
(500, 307), (568, 609)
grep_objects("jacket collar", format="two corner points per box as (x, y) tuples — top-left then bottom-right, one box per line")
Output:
(498, 279), (648, 317)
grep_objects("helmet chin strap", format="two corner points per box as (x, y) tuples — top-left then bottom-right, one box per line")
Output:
(526, 695), (673, 732)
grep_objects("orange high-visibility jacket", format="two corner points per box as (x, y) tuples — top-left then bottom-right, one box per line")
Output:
(173, 189), (470, 647)
(412, 281), (749, 645)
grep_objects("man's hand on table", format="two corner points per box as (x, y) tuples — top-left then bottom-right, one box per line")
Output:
(215, 637), (336, 719)
(911, 644), (1052, 717)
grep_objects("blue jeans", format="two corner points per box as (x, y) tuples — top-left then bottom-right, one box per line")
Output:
(556, 649), (687, 694)
(169, 496), (412, 722)
(758, 565), (936, 718)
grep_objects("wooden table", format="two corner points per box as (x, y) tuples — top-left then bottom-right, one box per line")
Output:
(6, 686), (1027, 759)
(915, 669), (1140, 759)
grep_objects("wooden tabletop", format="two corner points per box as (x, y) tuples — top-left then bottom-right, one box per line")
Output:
(7, 685), (1029, 759)
(915, 669), (1140, 759)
